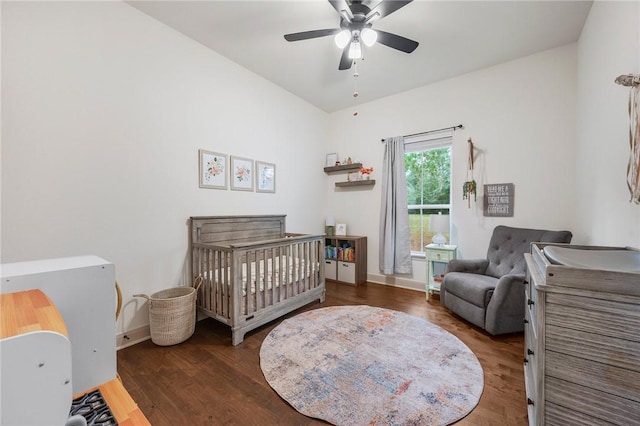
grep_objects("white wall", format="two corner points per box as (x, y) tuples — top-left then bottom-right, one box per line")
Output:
(576, 0), (640, 247)
(1, 1), (328, 336)
(3, 1), (637, 338)
(327, 45), (578, 289)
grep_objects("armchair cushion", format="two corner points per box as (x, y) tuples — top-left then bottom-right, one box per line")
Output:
(445, 259), (489, 275)
(443, 272), (496, 307)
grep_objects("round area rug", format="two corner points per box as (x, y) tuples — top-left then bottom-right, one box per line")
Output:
(260, 305), (484, 426)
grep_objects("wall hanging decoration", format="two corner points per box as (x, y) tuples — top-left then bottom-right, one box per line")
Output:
(463, 138), (477, 208)
(615, 74), (640, 204)
(199, 150), (227, 189)
(230, 156), (254, 191)
(483, 183), (514, 217)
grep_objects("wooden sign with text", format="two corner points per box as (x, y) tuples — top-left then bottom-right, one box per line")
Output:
(483, 183), (514, 217)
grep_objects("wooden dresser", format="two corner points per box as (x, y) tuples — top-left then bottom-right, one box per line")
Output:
(523, 243), (640, 425)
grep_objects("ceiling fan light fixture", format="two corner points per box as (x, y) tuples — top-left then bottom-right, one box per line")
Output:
(348, 41), (362, 59)
(334, 29), (351, 48)
(361, 28), (377, 47)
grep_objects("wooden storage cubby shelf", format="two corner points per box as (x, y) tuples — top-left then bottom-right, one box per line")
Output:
(324, 235), (367, 285)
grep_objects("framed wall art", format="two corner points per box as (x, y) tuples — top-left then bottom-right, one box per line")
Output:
(335, 223), (347, 236)
(199, 150), (227, 189)
(230, 156), (254, 191)
(256, 161), (276, 193)
(326, 152), (339, 167)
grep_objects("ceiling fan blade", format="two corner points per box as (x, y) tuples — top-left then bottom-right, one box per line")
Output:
(376, 30), (419, 53)
(284, 28), (340, 42)
(328, 0), (352, 21)
(366, 0), (413, 22)
(338, 46), (352, 70)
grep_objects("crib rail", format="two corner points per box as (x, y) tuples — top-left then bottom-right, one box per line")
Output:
(192, 234), (324, 325)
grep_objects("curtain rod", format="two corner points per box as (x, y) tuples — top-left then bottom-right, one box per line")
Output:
(381, 124), (464, 142)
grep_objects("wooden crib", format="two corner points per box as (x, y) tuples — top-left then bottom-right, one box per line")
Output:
(190, 215), (325, 345)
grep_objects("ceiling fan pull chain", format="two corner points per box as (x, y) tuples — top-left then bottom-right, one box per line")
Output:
(353, 60), (359, 116)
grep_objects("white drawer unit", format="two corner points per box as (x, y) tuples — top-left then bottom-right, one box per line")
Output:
(424, 244), (457, 300)
(523, 243), (640, 426)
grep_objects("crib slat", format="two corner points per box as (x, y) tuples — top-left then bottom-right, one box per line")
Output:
(285, 245), (290, 299)
(303, 241), (308, 292)
(304, 242), (315, 290)
(215, 249), (221, 317)
(269, 247), (275, 308)
(279, 246), (285, 303)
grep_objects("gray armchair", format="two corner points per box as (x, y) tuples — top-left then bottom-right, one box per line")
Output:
(440, 225), (572, 335)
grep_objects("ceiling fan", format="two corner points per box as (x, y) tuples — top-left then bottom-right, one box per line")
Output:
(284, 0), (419, 70)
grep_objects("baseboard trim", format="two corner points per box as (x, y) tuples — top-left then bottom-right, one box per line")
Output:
(367, 274), (425, 293)
(116, 324), (150, 350)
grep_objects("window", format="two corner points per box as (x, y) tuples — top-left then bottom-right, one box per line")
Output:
(405, 129), (453, 254)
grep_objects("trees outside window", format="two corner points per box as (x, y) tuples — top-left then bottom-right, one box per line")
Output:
(405, 144), (451, 253)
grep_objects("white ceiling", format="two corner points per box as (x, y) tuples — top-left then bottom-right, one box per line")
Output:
(127, 0), (593, 113)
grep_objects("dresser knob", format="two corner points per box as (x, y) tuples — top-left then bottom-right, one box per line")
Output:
(527, 299), (535, 306)
(527, 349), (534, 356)
(523, 280), (529, 285)
(527, 398), (535, 406)
(523, 318), (529, 324)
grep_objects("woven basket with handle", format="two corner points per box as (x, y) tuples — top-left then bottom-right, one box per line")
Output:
(135, 277), (202, 346)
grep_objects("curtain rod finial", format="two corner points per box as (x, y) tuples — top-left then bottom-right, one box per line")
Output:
(616, 74), (640, 86)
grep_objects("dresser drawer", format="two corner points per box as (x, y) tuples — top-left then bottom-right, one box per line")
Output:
(546, 351), (640, 403)
(546, 293), (640, 343)
(524, 254), (541, 331)
(524, 318), (538, 393)
(545, 376), (640, 425)
(546, 324), (640, 372)
(524, 367), (537, 426)
(426, 249), (455, 262)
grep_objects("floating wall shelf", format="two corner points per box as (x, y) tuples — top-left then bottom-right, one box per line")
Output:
(324, 163), (362, 173)
(335, 180), (375, 188)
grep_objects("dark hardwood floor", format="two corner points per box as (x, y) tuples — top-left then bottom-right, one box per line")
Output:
(117, 281), (527, 425)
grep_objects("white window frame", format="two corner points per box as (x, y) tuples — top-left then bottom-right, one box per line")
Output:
(405, 129), (453, 256)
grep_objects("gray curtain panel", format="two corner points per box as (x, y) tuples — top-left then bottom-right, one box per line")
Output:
(627, 84), (640, 204)
(379, 136), (412, 275)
